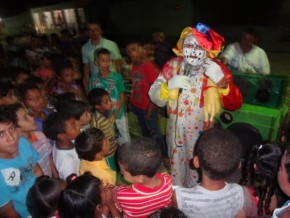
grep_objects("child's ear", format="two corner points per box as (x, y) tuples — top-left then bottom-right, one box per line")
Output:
(193, 156), (200, 169)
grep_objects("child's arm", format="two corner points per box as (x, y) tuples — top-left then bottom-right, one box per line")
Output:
(171, 190), (178, 208)
(33, 163), (44, 177)
(0, 202), (21, 218)
(49, 154), (59, 178)
(103, 186), (122, 218)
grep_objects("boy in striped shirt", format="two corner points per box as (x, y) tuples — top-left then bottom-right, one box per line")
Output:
(112, 136), (173, 218)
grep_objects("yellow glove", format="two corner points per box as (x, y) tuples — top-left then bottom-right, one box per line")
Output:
(203, 79), (221, 130)
(160, 83), (180, 101)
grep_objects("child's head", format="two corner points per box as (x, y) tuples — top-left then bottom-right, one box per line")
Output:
(0, 105), (19, 158)
(75, 127), (109, 161)
(117, 136), (162, 182)
(10, 103), (37, 135)
(43, 111), (80, 141)
(88, 88), (113, 113)
(10, 67), (30, 87)
(55, 59), (74, 85)
(241, 142), (282, 216)
(150, 207), (187, 218)
(194, 127), (242, 180)
(94, 48), (112, 72)
(58, 172), (103, 218)
(55, 98), (91, 127)
(18, 83), (45, 113)
(0, 82), (19, 105)
(125, 41), (143, 64)
(26, 175), (66, 218)
(39, 52), (55, 68)
(278, 143), (290, 197)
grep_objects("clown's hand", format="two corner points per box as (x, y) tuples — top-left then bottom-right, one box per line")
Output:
(203, 87), (221, 130)
(204, 60), (224, 83)
(168, 75), (191, 90)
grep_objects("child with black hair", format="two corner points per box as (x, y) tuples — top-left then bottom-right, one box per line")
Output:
(11, 103), (58, 177)
(42, 111), (81, 180)
(10, 67), (31, 87)
(58, 172), (121, 218)
(54, 59), (86, 102)
(0, 82), (19, 105)
(240, 142), (282, 216)
(173, 127), (256, 218)
(150, 207), (187, 218)
(272, 143), (290, 217)
(18, 83), (54, 131)
(26, 175), (66, 218)
(90, 47), (130, 145)
(0, 105), (43, 217)
(112, 136), (173, 218)
(54, 98), (91, 132)
(88, 88), (119, 171)
(75, 127), (116, 185)
(32, 52), (57, 93)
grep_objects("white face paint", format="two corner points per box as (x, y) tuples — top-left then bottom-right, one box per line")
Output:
(182, 35), (207, 66)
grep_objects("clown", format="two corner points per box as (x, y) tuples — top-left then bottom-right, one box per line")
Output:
(149, 23), (243, 187)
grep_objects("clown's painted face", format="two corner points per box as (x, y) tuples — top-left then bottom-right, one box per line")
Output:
(183, 35), (207, 66)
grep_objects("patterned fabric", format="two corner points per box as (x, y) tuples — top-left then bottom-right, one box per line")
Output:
(175, 183), (244, 218)
(91, 110), (118, 156)
(79, 159), (116, 185)
(113, 173), (173, 218)
(28, 131), (53, 176)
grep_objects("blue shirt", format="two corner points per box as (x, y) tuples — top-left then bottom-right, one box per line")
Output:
(0, 137), (39, 218)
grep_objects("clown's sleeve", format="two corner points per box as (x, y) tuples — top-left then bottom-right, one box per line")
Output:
(149, 73), (169, 107)
(214, 59), (243, 111)
(149, 58), (181, 107)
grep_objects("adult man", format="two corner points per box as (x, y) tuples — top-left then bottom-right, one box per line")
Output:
(219, 28), (270, 74)
(82, 21), (123, 93)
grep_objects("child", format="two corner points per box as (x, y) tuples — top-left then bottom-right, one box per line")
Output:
(42, 111), (81, 180)
(126, 41), (168, 160)
(0, 82), (19, 105)
(11, 103), (58, 177)
(18, 83), (53, 131)
(58, 172), (121, 218)
(173, 127), (256, 218)
(90, 47), (130, 145)
(10, 67), (31, 87)
(26, 175), (66, 218)
(150, 207), (187, 218)
(54, 98), (91, 132)
(54, 59), (87, 102)
(32, 52), (56, 93)
(272, 143), (290, 217)
(75, 127), (116, 185)
(0, 105), (42, 217)
(240, 142), (282, 216)
(113, 136), (173, 218)
(88, 88), (119, 171)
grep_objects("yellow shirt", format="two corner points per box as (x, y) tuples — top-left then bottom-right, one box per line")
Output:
(79, 159), (116, 185)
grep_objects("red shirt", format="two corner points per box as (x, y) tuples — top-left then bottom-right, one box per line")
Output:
(130, 61), (159, 110)
(113, 173), (173, 218)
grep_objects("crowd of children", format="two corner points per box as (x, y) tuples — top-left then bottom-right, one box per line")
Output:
(0, 24), (289, 218)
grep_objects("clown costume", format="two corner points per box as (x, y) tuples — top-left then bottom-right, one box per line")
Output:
(149, 23), (243, 187)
